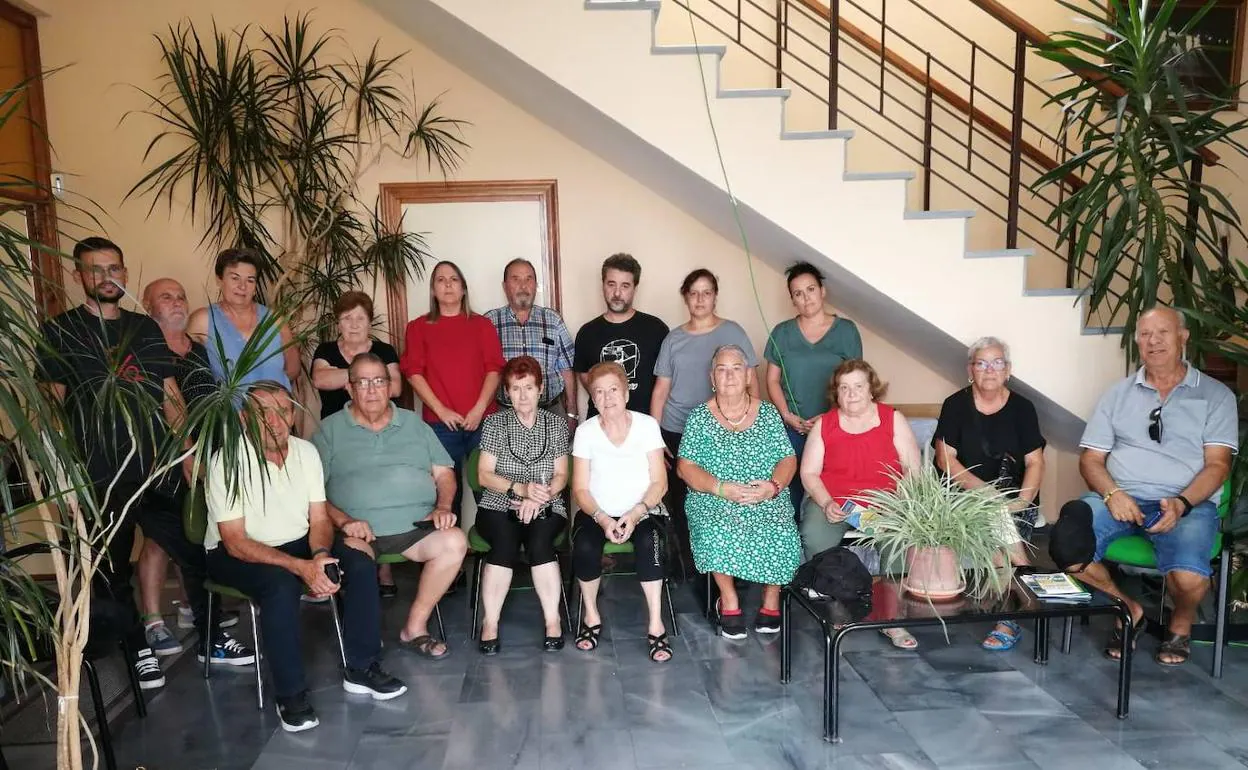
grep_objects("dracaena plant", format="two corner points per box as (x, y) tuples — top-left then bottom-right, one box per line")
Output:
(127, 13), (469, 345)
(1032, 0), (1248, 360)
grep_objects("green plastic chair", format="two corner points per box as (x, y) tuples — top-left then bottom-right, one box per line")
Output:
(1098, 480), (1235, 677)
(464, 449), (572, 640)
(185, 484), (346, 710)
(374, 551), (446, 641)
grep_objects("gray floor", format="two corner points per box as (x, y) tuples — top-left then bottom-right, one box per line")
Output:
(5, 569), (1248, 770)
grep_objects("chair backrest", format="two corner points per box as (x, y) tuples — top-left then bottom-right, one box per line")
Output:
(1218, 478), (1233, 519)
(183, 483), (209, 546)
(466, 449), (482, 494)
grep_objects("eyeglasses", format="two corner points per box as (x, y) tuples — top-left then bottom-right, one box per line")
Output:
(350, 377), (390, 390)
(1148, 406), (1163, 443)
(972, 358), (1008, 372)
(83, 265), (126, 278)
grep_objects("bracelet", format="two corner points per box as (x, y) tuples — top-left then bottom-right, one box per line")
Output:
(1103, 487), (1121, 505)
(716, 480), (724, 497)
(768, 480), (781, 497)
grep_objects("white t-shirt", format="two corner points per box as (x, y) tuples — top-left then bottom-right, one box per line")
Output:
(204, 436), (327, 550)
(572, 411), (665, 518)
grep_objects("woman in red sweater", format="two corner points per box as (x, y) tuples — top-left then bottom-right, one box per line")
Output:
(401, 261), (505, 517)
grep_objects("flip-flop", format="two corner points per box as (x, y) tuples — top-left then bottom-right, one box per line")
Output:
(882, 627), (918, 650)
(1104, 615), (1147, 661)
(1154, 633), (1191, 666)
(397, 634), (449, 659)
(981, 621), (1022, 651)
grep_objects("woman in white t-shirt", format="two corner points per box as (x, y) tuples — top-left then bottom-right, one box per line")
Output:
(571, 361), (672, 663)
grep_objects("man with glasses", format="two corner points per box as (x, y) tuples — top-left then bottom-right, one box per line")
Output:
(1063, 307), (1237, 667)
(311, 353), (467, 661)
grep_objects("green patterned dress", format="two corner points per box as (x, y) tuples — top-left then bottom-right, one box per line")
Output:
(678, 401), (802, 584)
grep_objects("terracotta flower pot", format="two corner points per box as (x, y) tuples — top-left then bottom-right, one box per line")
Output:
(903, 546), (965, 601)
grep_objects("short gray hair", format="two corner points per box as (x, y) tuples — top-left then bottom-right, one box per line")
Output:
(711, 344), (749, 369)
(967, 336), (1010, 364)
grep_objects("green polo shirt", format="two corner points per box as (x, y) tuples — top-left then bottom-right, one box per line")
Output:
(312, 404), (454, 536)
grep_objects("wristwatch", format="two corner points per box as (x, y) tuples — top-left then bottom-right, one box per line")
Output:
(1176, 494), (1193, 517)
(506, 481), (518, 499)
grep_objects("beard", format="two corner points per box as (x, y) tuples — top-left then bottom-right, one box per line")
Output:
(513, 294), (534, 309)
(160, 311), (189, 332)
(606, 297), (632, 313)
(88, 282), (123, 304)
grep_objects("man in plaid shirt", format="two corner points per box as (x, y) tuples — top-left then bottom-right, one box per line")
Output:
(485, 258), (578, 424)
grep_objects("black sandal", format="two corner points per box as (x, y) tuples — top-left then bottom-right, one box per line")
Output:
(1103, 615), (1147, 661)
(575, 623), (602, 651)
(1155, 633), (1191, 666)
(647, 633), (673, 663)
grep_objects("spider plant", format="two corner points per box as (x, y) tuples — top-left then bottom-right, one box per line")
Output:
(857, 463), (1022, 600)
(1032, 0), (1248, 359)
(127, 13), (465, 334)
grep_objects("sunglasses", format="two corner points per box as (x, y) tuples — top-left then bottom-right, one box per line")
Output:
(1148, 406), (1163, 443)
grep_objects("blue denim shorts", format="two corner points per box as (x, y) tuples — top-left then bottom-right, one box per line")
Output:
(1084, 492), (1218, 577)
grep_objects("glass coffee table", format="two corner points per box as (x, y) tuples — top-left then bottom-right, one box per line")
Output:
(779, 572), (1134, 742)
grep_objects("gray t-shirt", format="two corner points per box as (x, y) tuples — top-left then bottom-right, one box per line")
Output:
(654, 320), (758, 433)
(1079, 365), (1238, 503)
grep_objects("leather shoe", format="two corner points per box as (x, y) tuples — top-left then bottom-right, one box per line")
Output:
(478, 637), (500, 656)
(543, 635), (565, 652)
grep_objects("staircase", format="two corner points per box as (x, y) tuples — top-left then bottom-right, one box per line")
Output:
(364, 0), (1134, 442)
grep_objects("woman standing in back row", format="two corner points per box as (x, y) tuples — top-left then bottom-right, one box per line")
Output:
(765, 262), (862, 517)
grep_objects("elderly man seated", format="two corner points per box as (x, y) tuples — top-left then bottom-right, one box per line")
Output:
(205, 382), (406, 734)
(312, 352), (468, 659)
(1061, 307), (1237, 667)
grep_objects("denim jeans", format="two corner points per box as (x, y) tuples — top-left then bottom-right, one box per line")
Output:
(429, 422), (483, 520)
(785, 426), (808, 520)
(1084, 492), (1219, 577)
(206, 533), (381, 699)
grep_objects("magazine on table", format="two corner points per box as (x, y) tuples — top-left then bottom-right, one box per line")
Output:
(1019, 572), (1092, 603)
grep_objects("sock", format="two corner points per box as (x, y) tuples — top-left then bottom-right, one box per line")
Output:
(141, 613), (163, 627)
(759, 607), (780, 618)
(720, 607), (742, 616)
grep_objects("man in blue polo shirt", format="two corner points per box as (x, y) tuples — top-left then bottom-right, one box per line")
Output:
(1066, 307), (1237, 667)
(312, 352), (468, 660)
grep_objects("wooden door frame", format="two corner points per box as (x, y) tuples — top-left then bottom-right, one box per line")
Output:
(379, 179), (561, 349)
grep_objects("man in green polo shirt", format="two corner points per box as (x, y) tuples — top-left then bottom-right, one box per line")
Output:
(313, 352), (468, 660)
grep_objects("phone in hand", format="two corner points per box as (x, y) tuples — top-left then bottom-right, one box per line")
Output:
(840, 499), (865, 529)
(324, 562), (342, 584)
(1143, 506), (1165, 529)
(412, 519), (437, 531)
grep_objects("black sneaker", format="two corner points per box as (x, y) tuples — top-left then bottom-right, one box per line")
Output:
(342, 662), (407, 701)
(754, 611), (781, 634)
(198, 633), (256, 666)
(133, 648), (166, 690)
(719, 612), (748, 640)
(276, 691), (319, 733)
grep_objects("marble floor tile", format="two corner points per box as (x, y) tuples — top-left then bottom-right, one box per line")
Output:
(1116, 733), (1248, 769)
(629, 724), (732, 768)
(844, 652), (972, 712)
(347, 734), (449, 770)
(893, 707), (1031, 769)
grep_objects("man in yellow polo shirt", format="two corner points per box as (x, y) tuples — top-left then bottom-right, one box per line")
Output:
(205, 382), (406, 733)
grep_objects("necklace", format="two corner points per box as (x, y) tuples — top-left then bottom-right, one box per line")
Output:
(715, 395), (751, 430)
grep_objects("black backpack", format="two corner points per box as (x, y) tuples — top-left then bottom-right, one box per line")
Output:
(793, 546), (873, 614)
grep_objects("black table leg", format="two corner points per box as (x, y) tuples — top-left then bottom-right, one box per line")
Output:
(780, 589), (792, 684)
(1038, 617), (1050, 664)
(1116, 608), (1133, 719)
(1061, 616), (1074, 654)
(825, 631), (841, 743)
(1032, 617), (1044, 664)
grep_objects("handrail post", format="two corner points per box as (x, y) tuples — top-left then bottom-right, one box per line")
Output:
(1005, 31), (1026, 249)
(775, 0), (784, 89)
(923, 53), (933, 211)
(1182, 154), (1204, 279)
(828, 0), (840, 130)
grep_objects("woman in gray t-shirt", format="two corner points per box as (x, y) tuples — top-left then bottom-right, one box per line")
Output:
(650, 268), (758, 580)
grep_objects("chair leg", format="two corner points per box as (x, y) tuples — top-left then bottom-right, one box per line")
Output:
(203, 590), (214, 681)
(1214, 546), (1230, 678)
(469, 556), (484, 641)
(560, 581), (572, 635)
(1061, 616), (1074, 654)
(434, 602), (446, 642)
(664, 579), (680, 637)
(329, 593), (347, 671)
(573, 579), (583, 632)
(117, 638), (146, 718)
(249, 601), (264, 711)
(83, 659), (118, 770)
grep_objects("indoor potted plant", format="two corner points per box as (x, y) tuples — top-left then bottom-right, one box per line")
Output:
(856, 464), (1021, 600)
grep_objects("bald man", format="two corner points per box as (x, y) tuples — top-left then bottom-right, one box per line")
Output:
(1060, 307), (1237, 667)
(143, 278), (215, 411)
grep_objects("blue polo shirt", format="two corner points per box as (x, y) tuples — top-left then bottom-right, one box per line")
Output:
(312, 405), (454, 536)
(1079, 364), (1238, 503)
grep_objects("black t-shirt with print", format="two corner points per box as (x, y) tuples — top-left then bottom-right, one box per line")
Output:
(932, 386), (1046, 495)
(39, 306), (177, 485)
(312, 339), (400, 419)
(574, 311), (669, 416)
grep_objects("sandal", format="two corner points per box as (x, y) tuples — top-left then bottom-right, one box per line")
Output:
(1103, 615), (1147, 661)
(882, 627), (918, 650)
(981, 621), (1022, 651)
(1154, 633), (1191, 667)
(398, 634), (449, 659)
(647, 633), (673, 663)
(575, 623), (602, 652)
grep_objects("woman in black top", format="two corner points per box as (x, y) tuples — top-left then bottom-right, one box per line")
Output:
(933, 335), (1046, 651)
(312, 291), (401, 419)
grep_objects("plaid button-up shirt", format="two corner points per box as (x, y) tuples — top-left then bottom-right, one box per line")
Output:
(484, 304), (576, 405)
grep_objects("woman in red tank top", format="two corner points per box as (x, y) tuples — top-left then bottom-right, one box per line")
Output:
(798, 359), (922, 647)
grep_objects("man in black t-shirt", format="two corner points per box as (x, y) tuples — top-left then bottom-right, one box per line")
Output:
(40, 240), (253, 690)
(573, 253), (669, 417)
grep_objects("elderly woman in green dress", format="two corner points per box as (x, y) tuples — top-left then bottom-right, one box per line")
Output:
(677, 344), (802, 639)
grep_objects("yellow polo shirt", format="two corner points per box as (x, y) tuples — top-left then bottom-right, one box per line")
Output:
(204, 436), (326, 550)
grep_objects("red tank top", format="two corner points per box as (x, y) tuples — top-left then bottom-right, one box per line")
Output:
(818, 402), (901, 504)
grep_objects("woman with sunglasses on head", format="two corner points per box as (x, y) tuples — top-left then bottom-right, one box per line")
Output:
(932, 336), (1046, 651)
(473, 356), (570, 655)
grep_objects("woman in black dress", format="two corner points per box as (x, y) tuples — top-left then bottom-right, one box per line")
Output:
(933, 335), (1046, 651)
(312, 291), (401, 420)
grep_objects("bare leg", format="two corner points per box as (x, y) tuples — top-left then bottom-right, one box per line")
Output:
(479, 564), (514, 642)
(1158, 570), (1209, 664)
(577, 578), (602, 650)
(760, 584), (781, 612)
(640, 580), (669, 661)
(712, 572), (739, 613)
(531, 562), (564, 638)
(138, 537), (170, 619)
(399, 529), (468, 651)
(377, 563), (394, 587)
(1068, 562), (1144, 659)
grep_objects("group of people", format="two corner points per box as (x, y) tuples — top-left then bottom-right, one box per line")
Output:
(39, 235), (1237, 735)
